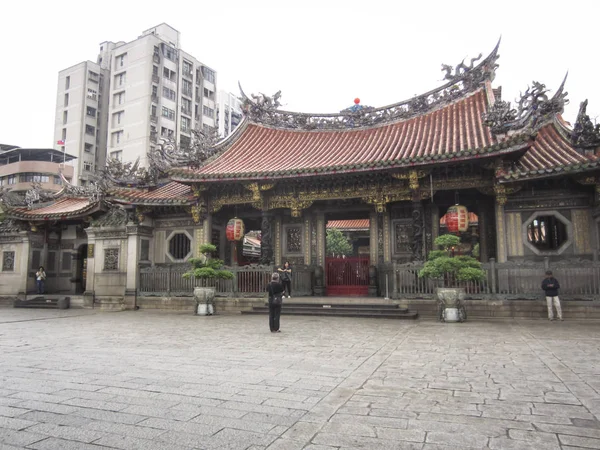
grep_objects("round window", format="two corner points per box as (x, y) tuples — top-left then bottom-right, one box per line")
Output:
(168, 233), (191, 260)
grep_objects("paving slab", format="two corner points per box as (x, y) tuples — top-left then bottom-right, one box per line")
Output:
(1, 310), (600, 449)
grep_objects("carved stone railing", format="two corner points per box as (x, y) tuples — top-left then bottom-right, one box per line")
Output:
(138, 264), (314, 297)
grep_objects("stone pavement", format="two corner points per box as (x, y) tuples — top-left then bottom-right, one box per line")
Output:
(1, 310), (600, 449)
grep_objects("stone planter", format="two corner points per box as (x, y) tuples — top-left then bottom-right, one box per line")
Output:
(194, 287), (216, 316)
(436, 287), (466, 322)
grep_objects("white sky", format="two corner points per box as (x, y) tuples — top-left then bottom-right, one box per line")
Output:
(2, 0), (599, 148)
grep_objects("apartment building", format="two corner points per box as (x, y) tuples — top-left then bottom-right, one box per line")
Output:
(55, 23), (217, 184)
(0, 145), (76, 193)
(217, 90), (243, 138)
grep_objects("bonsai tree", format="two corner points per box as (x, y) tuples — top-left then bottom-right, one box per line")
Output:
(183, 244), (234, 284)
(418, 234), (485, 287)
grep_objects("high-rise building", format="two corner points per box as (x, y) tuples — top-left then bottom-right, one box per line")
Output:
(217, 91), (243, 138)
(54, 23), (217, 185)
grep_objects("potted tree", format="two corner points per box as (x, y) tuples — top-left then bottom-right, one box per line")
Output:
(183, 244), (234, 315)
(418, 234), (485, 322)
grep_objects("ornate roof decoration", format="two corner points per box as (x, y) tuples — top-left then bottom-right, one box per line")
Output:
(60, 174), (106, 202)
(239, 41), (500, 131)
(25, 182), (56, 210)
(571, 99), (600, 150)
(0, 187), (26, 208)
(483, 76), (569, 135)
(90, 202), (130, 227)
(150, 129), (219, 173)
(103, 157), (156, 187)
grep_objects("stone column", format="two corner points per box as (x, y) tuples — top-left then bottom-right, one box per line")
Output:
(274, 214), (283, 267)
(17, 232), (30, 299)
(315, 211), (326, 268)
(495, 196), (507, 263)
(202, 214), (212, 248)
(479, 207), (489, 262)
(83, 230), (96, 307)
(369, 210), (379, 264)
(123, 224), (151, 310)
(260, 210), (274, 265)
(382, 210), (392, 263)
(411, 201), (424, 261)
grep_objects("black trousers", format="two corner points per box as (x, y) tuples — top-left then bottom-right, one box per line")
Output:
(282, 280), (291, 296)
(269, 302), (281, 331)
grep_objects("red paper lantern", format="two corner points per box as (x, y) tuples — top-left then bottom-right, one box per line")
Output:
(226, 218), (245, 241)
(354, 98), (360, 104)
(446, 205), (469, 233)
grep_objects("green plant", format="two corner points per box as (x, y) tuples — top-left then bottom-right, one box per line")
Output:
(183, 244), (234, 281)
(326, 228), (353, 257)
(418, 234), (485, 286)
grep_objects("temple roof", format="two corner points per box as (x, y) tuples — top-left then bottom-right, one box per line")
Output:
(110, 181), (193, 205)
(500, 119), (600, 181)
(171, 90), (532, 182)
(8, 197), (100, 220)
(327, 219), (370, 231)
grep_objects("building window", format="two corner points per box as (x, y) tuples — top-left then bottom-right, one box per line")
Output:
(181, 117), (191, 133)
(284, 225), (303, 255)
(110, 150), (122, 161)
(161, 106), (175, 121)
(64, 93), (69, 106)
(151, 105), (157, 118)
(115, 72), (126, 87)
(88, 71), (99, 82)
(54, 175), (63, 185)
(203, 106), (214, 118)
(104, 248), (119, 271)
(112, 111), (123, 127)
(162, 44), (176, 62)
(203, 88), (214, 100)
(181, 98), (192, 116)
(7, 175), (16, 185)
(116, 53), (126, 68)
(85, 125), (95, 135)
(168, 233), (191, 261)
(86, 106), (97, 117)
(20, 173), (49, 183)
(87, 88), (97, 100)
(84, 143), (93, 153)
(527, 216), (568, 251)
(201, 66), (215, 84)
(2, 251), (15, 272)
(162, 87), (176, 101)
(112, 131), (123, 145)
(63, 111), (68, 124)
(153, 65), (158, 76)
(163, 67), (176, 82)
(114, 91), (125, 105)
(183, 60), (193, 78)
(84, 162), (93, 172)
(65, 76), (70, 90)
(160, 127), (174, 138)
(61, 128), (67, 140)
(182, 79), (192, 98)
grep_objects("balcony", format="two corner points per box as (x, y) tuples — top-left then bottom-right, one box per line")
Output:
(182, 89), (192, 98)
(152, 74), (159, 84)
(183, 70), (193, 80)
(150, 135), (157, 143)
(151, 94), (159, 103)
(150, 115), (158, 123)
(181, 108), (192, 117)
(153, 53), (160, 64)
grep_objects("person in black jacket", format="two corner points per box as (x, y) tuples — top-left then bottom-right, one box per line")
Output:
(278, 261), (292, 298)
(542, 270), (563, 321)
(267, 273), (285, 332)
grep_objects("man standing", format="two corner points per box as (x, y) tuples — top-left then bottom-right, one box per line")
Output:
(542, 270), (563, 321)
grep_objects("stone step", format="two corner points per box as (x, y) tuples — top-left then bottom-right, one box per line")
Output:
(14, 297), (70, 310)
(262, 302), (406, 311)
(242, 308), (418, 319)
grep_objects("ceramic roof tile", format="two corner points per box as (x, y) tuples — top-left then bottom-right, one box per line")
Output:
(110, 182), (193, 204)
(326, 219), (370, 230)
(9, 198), (97, 220)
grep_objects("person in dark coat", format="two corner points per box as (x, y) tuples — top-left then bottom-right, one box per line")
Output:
(278, 261), (292, 298)
(267, 273), (284, 332)
(542, 270), (563, 321)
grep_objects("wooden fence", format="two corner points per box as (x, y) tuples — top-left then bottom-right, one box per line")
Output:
(138, 264), (314, 297)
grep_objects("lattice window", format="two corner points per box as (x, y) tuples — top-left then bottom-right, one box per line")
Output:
(168, 233), (191, 261)
(104, 248), (119, 271)
(2, 251), (15, 271)
(393, 221), (412, 254)
(527, 216), (567, 251)
(140, 239), (150, 261)
(286, 226), (302, 254)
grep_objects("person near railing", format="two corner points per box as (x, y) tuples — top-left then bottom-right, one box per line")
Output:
(278, 261), (292, 298)
(267, 273), (284, 332)
(542, 270), (563, 321)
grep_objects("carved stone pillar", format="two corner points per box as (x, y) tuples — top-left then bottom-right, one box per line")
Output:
(303, 214), (311, 266)
(202, 214), (212, 247)
(369, 210), (379, 264)
(425, 203), (438, 256)
(382, 210), (392, 263)
(260, 211), (273, 265)
(83, 229), (96, 307)
(411, 201), (424, 261)
(316, 211), (326, 268)
(274, 214), (283, 267)
(494, 188), (507, 263)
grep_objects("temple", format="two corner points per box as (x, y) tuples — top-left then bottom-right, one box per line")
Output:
(2, 41), (600, 313)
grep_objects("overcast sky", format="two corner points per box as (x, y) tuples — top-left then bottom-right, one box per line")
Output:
(2, 0), (599, 148)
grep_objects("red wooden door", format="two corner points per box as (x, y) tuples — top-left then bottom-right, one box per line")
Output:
(325, 257), (370, 296)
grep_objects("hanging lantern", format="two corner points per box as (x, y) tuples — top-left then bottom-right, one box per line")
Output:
(446, 205), (469, 233)
(226, 218), (245, 241)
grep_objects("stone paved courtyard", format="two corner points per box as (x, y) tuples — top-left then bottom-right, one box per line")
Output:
(1, 310), (600, 449)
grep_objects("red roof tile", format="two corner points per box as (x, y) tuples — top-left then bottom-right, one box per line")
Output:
(9, 198), (98, 220)
(172, 90), (528, 182)
(110, 181), (193, 204)
(327, 219), (370, 230)
(503, 122), (600, 180)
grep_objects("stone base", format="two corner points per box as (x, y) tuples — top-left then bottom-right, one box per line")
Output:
(83, 291), (94, 308)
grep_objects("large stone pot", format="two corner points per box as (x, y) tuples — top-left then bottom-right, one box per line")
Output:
(194, 287), (216, 316)
(436, 287), (466, 322)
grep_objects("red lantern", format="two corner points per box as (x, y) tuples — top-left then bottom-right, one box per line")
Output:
(446, 205), (469, 233)
(354, 98), (360, 104)
(226, 218), (245, 241)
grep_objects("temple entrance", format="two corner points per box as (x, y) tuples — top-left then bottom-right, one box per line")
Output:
(325, 216), (370, 296)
